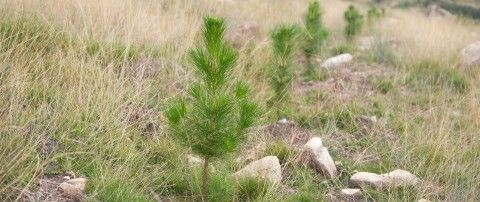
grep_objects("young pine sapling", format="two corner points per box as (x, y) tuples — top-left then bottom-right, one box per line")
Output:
(367, 6), (385, 26)
(302, 0), (329, 81)
(268, 25), (298, 120)
(165, 16), (258, 201)
(344, 5), (364, 40)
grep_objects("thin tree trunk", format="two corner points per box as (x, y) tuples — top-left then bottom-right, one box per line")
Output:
(201, 157), (210, 202)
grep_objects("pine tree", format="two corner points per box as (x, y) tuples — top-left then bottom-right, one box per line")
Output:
(302, 0), (329, 81)
(344, 5), (364, 40)
(268, 25), (298, 119)
(165, 16), (258, 201)
(367, 6), (385, 25)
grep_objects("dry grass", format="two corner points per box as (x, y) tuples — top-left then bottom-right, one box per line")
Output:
(0, 0), (479, 201)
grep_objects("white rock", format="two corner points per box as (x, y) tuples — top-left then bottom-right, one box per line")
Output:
(340, 188), (362, 196)
(58, 178), (87, 198)
(305, 137), (323, 148)
(303, 137), (338, 179)
(350, 169), (420, 190)
(339, 188), (364, 201)
(187, 154), (204, 165)
(65, 178), (86, 190)
(321, 53), (353, 68)
(350, 172), (388, 189)
(382, 169), (420, 187)
(233, 156), (282, 184)
(462, 41), (480, 66)
(277, 118), (288, 124)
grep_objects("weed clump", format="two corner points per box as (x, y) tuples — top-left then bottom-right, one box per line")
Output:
(165, 16), (258, 201)
(264, 141), (296, 165)
(236, 177), (271, 201)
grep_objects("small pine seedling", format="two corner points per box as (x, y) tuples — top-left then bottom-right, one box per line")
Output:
(367, 6), (385, 25)
(165, 16), (258, 201)
(344, 5), (364, 40)
(302, 0), (329, 81)
(268, 25), (298, 119)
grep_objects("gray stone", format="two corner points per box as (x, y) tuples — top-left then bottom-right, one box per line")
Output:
(382, 169), (420, 187)
(321, 53), (353, 68)
(58, 178), (87, 199)
(277, 118), (288, 124)
(350, 169), (420, 190)
(233, 156), (282, 183)
(187, 155), (215, 172)
(339, 188), (364, 201)
(350, 172), (388, 189)
(462, 41), (480, 66)
(303, 137), (338, 179)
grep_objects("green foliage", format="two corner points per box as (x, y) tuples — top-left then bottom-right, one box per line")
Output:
(344, 5), (364, 40)
(302, 1), (329, 81)
(268, 25), (298, 119)
(236, 177), (271, 201)
(165, 16), (258, 200)
(406, 60), (469, 93)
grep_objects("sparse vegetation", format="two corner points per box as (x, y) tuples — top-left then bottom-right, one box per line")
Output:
(406, 60), (469, 93)
(1, 0), (480, 201)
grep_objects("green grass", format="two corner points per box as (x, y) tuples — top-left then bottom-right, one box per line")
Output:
(369, 76), (394, 94)
(0, 15), (73, 53)
(264, 141), (297, 165)
(236, 177), (272, 201)
(1, 4), (480, 202)
(405, 60), (469, 93)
